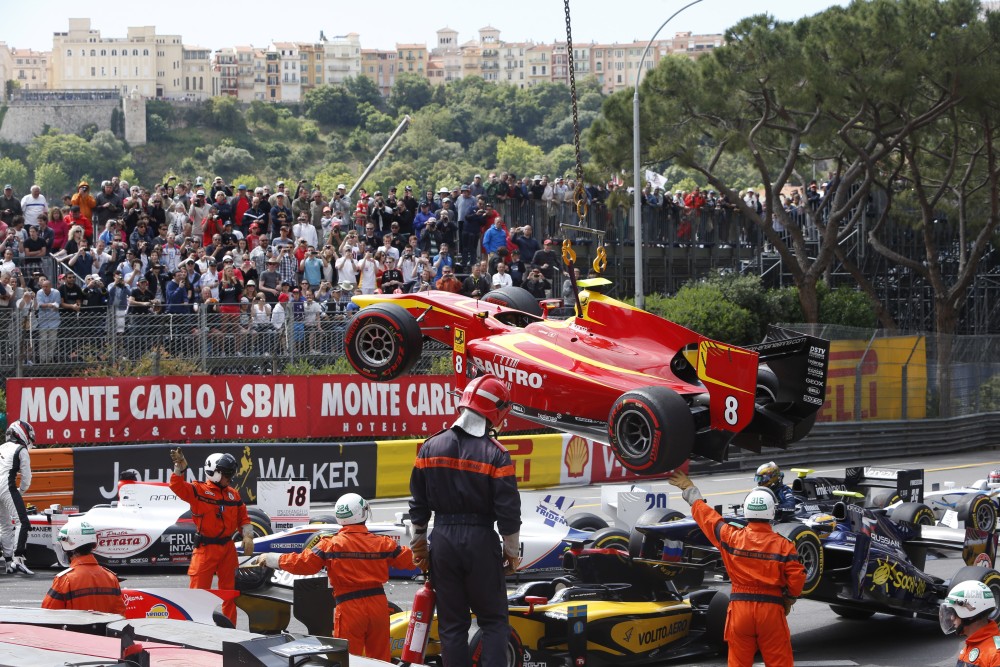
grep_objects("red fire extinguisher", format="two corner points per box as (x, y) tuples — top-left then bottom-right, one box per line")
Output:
(399, 576), (436, 666)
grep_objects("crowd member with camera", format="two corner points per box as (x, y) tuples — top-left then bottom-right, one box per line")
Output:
(462, 261), (490, 298)
(0, 185), (22, 226)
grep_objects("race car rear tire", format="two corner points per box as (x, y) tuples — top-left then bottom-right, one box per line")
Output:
(246, 508), (273, 538)
(830, 605), (875, 620)
(889, 502), (936, 527)
(775, 524), (823, 596)
(568, 512), (608, 532)
(588, 527), (629, 552)
(756, 366), (779, 404)
(705, 590), (729, 651)
(870, 491), (902, 509)
(958, 493), (998, 533)
(483, 286), (543, 317)
(950, 566), (1000, 622)
(608, 386), (694, 475)
(628, 509), (685, 559)
(344, 303), (424, 381)
(470, 625), (524, 667)
(388, 600), (403, 615)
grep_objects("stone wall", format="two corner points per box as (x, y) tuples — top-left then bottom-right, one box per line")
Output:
(0, 95), (146, 145)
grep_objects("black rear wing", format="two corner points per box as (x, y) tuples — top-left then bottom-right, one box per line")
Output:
(730, 326), (829, 453)
(845, 466), (924, 503)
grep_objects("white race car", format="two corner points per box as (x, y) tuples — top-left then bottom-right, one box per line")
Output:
(24, 481), (274, 569)
(235, 492), (628, 591)
(919, 477), (1000, 533)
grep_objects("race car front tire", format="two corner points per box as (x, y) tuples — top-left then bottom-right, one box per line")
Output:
(889, 502), (936, 528)
(344, 303), (424, 381)
(950, 566), (1000, 621)
(470, 625), (524, 667)
(775, 524), (823, 596)
(957, 493), (998, 533)
(608, 386), (694, 475)
(235, 564), (273, 592)
(588, 527), (629, 552)
(246, 508), (273, 538)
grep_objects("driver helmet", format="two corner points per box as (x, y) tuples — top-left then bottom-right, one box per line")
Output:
(57, 517), (98, 552)
(204, 453), (238, 484)
(940, 580), (996, 635)
(754, 461), (783, 488)
(743, 486), (777, 521)
(334, 492), (371, 525)
(119, 469), (141, 482)
(6, 420), (35, 448)
(809, 513), (838, 533)
(989, 469), (1000, 487)
(458, 375), (511, 428)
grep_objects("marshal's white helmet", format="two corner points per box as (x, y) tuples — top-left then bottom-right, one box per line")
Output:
(204, 453), (238, 484)
(743, 487), (777, 521)
(57, 518), (98, 552)
(334, 493), (371, 525)
(940, 580), (996, 635)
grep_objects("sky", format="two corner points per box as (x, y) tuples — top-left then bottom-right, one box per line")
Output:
(3, 0), (848, 52)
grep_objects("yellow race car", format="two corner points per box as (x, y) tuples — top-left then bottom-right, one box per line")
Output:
(389, 545), (728, 666)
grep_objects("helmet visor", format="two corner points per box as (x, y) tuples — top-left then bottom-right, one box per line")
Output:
(754, 472), (771, 486)
(939, 604), (961, 635)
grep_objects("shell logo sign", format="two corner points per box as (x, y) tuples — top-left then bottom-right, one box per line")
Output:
(564, 436), (590, 478)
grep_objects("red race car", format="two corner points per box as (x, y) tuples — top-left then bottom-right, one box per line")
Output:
(344, 282), (829, 475)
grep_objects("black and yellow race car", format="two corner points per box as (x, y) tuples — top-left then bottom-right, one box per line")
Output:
(388, 546), (728, 666)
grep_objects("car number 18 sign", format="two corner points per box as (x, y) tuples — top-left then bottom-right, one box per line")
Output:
(257, 479), (311, 531)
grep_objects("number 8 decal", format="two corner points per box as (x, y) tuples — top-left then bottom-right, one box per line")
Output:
(724, 395), (739, 425)
(455, 354), (463, 374)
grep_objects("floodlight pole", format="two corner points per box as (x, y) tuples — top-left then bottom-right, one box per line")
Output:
(633, 0), (705, 309)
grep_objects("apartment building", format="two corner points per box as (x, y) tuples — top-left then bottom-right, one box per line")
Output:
(5, 46), (48, 90)
(361, 49), (397, 96)
(321, 33), (362, 86)
(396, 43), (427, 77)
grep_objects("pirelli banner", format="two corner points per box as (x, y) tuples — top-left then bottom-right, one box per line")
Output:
(7, 375), (535, 446)
(815, 336), (928, 422)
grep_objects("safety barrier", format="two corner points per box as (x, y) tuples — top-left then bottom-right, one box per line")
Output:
(26, 415), (1000, 510)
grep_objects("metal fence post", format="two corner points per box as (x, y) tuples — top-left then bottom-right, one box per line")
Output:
(199, 308), (208, 372)
(13, 308), (23, 378)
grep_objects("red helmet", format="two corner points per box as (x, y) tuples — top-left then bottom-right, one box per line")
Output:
(458, 375), (511, 427)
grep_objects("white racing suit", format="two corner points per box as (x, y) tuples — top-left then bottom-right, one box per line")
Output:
(0, 440), (32, 560)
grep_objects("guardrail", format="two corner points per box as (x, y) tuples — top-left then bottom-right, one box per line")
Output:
(689, 414), (1000, 475)
(24, 448), (74, 509)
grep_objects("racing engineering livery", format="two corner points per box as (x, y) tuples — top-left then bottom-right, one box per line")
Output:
(344, 286), (830, 474)
(24, 482), (273, 569)
(388, 545), (729, 666)
(630, 495), (1000, 621)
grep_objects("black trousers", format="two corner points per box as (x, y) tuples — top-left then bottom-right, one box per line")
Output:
(430, 524), (508, 667)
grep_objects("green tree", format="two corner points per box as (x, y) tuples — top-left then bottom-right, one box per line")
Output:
(206, 96), (246, 132)
(27, 131), (99, 183)
(389, 73), (433, 115)
(0, 158), (29, 193)
(304, 84), (359, 126)
(246, 100), (278, 127)
(643, 284), (758, 345)
(207, 146), (255, 177)
(34, 163), (71, 200)
(496, 135), (544, 177)
(344, 76), (385, 112)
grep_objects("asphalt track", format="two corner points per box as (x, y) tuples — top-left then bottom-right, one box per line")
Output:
(5, 448), (999, 666)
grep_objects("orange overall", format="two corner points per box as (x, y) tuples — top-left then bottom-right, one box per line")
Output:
(169, 472), (249, 625)
(958, 620), (1000, 667)
(42, 553), (126, 614)
(277, 524), (414, 661)
(692, 499), (805, 667)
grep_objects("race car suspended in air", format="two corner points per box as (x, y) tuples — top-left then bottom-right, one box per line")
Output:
(344, 279), (829, 474)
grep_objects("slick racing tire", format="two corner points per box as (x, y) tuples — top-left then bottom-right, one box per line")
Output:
(568, 512), (609, 532)
(950, 566), (1000, 622)
(388, 600), (403, 615)
(830, 604), (875, 620)
(628, 509), (685, 559)
(309, 514), (339, 525)
(756, 366), (779, 404)
(483, 286), (544, 317)
(588, 527), (629, 552)
(776, 524), (823, 596)
(706, 590), (730, 651)
(470, 625), (524, 667)
(344, 303), (423, 381)
(957, 493), (998, 533)
(870, 491), (902, 509)
(235, 564), (273, 592)
(246, 508), (273, 538)
(608, 386), (694, 475)
(889, 502), (936, 527)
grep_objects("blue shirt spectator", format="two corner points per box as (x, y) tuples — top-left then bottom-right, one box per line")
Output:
(482, 220), (509, 255)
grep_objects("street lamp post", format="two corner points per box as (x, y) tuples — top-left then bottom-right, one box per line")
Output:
(633, 0), (706, 309)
